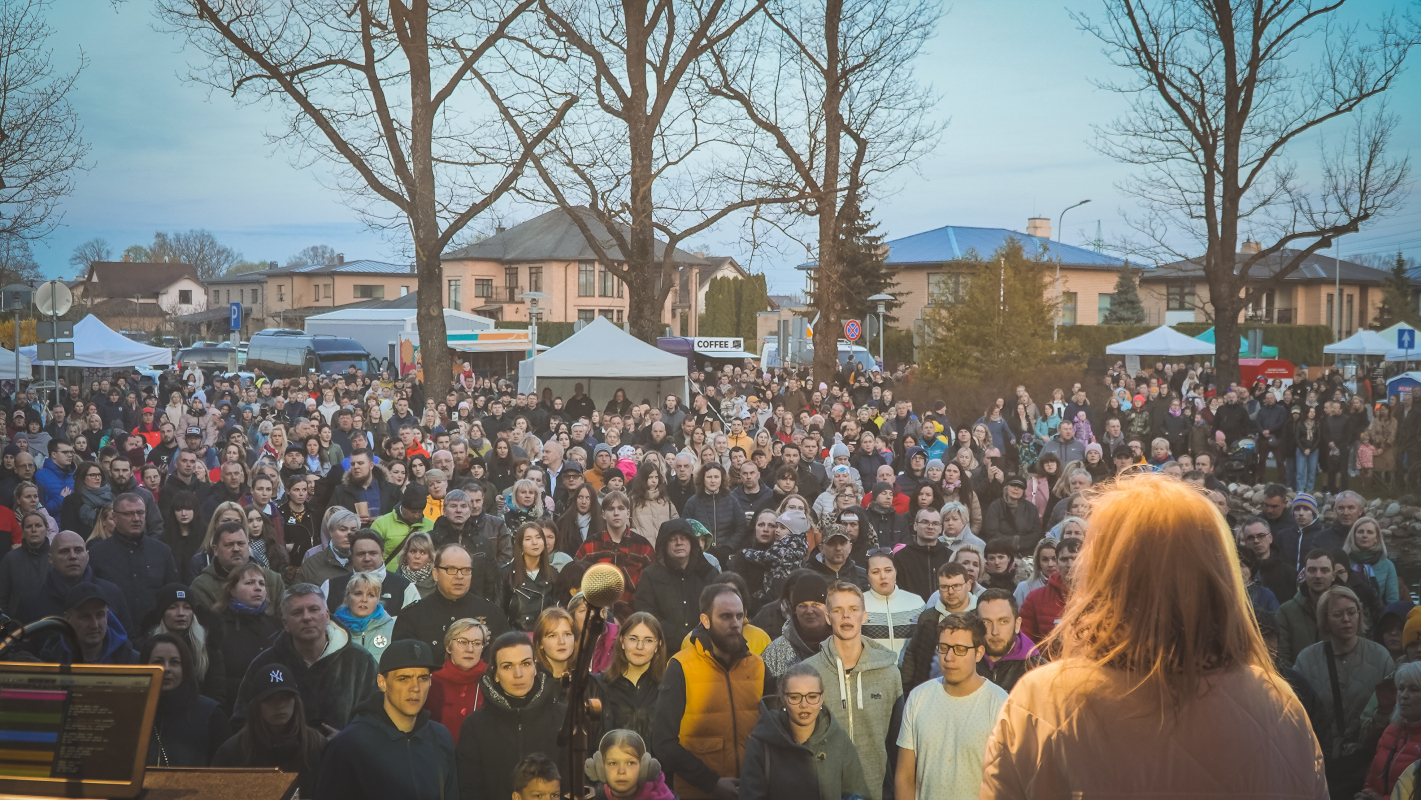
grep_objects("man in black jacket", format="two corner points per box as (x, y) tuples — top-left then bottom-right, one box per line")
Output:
(806, 521), (869, 590)
(89, 493), (178, 626)
(325, 530), (413, 616)
(974, 588), (1042, 693)
(314, 640), (457, 800)
(330, 450), (400, 526)
(1211, 391), (1255, 446)
(231, 583), (380, 732)
(427, 489), (497, 601)
(392, 543), (508, 664)
(668, 453), (697, 514)
(892, 508), (953, 600)
(1254, 391), (1287, 481)
(634, 519), (719, 647)
(980, 478), (1042, 554)
(1239, 517), (1297, 605)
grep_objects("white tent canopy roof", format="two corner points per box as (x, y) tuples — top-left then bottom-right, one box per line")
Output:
(1324, 330), (1394, 355)
(1105, 325), (1217, 356)
(20, 315), (173, 368)
(517, 317), (688, 405)
(0, 347), (30, 379)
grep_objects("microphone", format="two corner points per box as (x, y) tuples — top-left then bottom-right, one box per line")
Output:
(580, 563), (625, 609)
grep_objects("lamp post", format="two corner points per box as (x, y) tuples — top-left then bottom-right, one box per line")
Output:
(521, 291), (550, 360)
(868, 293), (894, 368)
(1053, 199), (1091, 341)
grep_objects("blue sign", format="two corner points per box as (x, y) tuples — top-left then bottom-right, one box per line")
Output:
(229, 302), (242, 332)
(1401, 329), (1416, 351)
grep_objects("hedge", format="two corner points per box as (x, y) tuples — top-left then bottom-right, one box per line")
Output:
(1057, 324), (1333, 366)
(495, 320), (575, 348)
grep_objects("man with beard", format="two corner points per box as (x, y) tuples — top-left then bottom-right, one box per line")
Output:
(145, 421), (181, 472)
(761, 571), (833, 678)
(653, 583), (770, 800)
(643, 421), (676, 456)
(1239, 516), (1296, 605)
(1277, 550), (1342, 668)
(973, 588), (1042, 692)
(1211, 390), (1255, 447)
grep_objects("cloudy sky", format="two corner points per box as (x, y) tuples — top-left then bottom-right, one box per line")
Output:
(30, 0), (1421, 294)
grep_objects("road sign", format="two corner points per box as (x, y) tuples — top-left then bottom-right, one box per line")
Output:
(36, 321), (73, 340)
(34, 281), (72, 317)
(35, 342), (74, 361)
(230, 302), (243, 332)
(844, 319), (862, 341)
(1401, 329), (1416, 350)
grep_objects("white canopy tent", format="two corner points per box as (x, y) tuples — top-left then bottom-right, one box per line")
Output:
(1324, 330), (1394, 356)
(20, 315), (173, 368)
(1105, 326), (1218, 356)
(517, 317), (688, 407)
(0, 346), (30, 380)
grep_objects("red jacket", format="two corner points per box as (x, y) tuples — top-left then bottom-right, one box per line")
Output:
(1367, 719), (1421, 794)
(1020, 572), (1069, 643)
(427, 659), (486, 747)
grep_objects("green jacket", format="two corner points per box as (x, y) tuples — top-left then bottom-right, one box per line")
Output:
(803, 635), (902, 800)
(1276, 588), (1320, 669)
(372, 505), (434, 568)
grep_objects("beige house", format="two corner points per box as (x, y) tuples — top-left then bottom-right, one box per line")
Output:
(797, 217), (1132, 333)
(81, 261), (207, 333)
(441, 207), (716, 331)
(262, 258), (417, 327)
(1139, 244), (1403, 334)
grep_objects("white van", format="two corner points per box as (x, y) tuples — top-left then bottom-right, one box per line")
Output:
(760, 340), (876, 372)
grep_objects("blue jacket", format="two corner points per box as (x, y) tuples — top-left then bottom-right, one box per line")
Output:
(35, 459), (75, 516)
(315, 706), (457, 800)
(39, 610), (137, 665)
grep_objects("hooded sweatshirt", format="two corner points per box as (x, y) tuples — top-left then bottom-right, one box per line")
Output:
(977, 630), (1041, 693)
(315, 704), (458, 800)
(739, 701), (870, 800)
(804, 636), (903, 800)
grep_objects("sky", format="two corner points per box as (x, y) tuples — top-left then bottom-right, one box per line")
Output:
(28, 0), (1421, 295)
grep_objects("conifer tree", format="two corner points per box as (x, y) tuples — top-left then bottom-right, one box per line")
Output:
(1371, 251), (1420, 330)
(1102, 265), (1146, 324)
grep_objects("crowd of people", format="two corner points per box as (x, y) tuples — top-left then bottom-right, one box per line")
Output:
(0, 356), (1411, 799)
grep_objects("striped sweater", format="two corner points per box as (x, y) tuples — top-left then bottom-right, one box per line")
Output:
(863, 588), (925, 657)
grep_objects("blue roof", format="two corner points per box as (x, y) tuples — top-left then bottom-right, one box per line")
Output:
(269, 259), (414, 276)
(799, 225), (1128, 269)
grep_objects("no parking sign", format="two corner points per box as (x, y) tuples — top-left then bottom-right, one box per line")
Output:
(844, 319), (862, 341)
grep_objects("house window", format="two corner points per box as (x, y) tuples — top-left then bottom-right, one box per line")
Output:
(1098, 293), (1113, 321)
(615, 309), (624, 323)
(599, 268), (614, 297)
(599, 309), (616, 321)
(578, 309), (596, 324)
(529, 266), (543, 294)
(400, 286), (409, 296)
(209, 288), (218, 304)
(927, 272), (969, 305)
(475, 279), (493, 298)
(1061, 292), (1078, 325)
(448, 279), (462, 311)
(250, 288), (258, 304)
(179, 289), (192, 305)
(1346, 294), (1354, 336)
(314, 284), (321, 301)
(1166, 284), (1195, 311)
(353, 285), (385, 300)
(578, 262), (595, 297)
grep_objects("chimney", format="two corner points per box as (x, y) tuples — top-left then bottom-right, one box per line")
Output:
(496, 225), (506, 235)
(335, 253), (344, 265)
(1026, 217), (1052, 239)
(267, 261), (278, 271)
(1240, 240), (1262, 254)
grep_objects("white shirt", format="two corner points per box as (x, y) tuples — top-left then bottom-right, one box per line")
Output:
(897, 677), (1008, 800)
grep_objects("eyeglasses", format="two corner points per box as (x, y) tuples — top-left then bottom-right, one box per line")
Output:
(438, 567), (474, 577)
(1329, 608), (1360, 621)
(783, 692), (823, 705)
(865, 547), (896, 559)
(936, 643), (976, 657)
(114, 509), (145, 517)
(452, 638), (484, 650)
(625, 635), (659, 648)
(1242, 533), (1270, 543)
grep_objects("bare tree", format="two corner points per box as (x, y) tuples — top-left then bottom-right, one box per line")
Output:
(1078, 0), (1419, 385)
(155, 0), (575, 397)
(0, 0), (89, 243)
(705, 0), (942, 385)
(0, 237), (41, 288)
(286, 244), (341, 268)
(491, 0), (778, 343)
(125, 229), (242, 279)
(68, 237), (112, 274)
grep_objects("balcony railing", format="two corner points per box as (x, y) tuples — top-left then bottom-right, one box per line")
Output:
(492, 285), (523, 303)
(1244, 307), (1294, 324)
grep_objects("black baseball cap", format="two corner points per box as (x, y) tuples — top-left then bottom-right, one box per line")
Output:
(379, 639), (439, 673)
(63, 582), (108, 611)
(251, 663), (300, 702)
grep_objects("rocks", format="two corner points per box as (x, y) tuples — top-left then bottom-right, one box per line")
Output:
(1387, 502), (1402, 518)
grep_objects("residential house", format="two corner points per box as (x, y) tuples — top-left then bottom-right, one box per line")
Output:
(796, 217), (1131, 332)
(189, 269), (274, 337)
(441, 207), (714, 329)
(81, 261), (207, 334)
(1139, 242), (1413, 334)
(262, 258), (418, 327)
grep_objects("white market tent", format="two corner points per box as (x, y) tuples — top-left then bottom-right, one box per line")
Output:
(0, 346), (30, 379)
(1105, 325), (1217, 356)
(517, 317), (688, 406)
(1324, 330), (1394, 356)
(20, 314), (173, 368)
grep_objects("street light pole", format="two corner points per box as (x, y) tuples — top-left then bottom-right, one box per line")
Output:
(1052, 199), (1091, 341)
(868, 293), (894, 369)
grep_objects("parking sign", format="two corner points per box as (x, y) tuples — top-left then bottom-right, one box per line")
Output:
(230, 302), (242, 332)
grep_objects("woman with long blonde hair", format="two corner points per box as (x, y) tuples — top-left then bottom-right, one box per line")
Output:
(979, 473), (1325, 798)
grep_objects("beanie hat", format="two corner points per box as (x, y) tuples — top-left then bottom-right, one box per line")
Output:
(829, 442), (850, 460)
(790, 572), (828, 607)
(776, 509), (810, 537)
(1293, 493), (1318, 514)
(927, 458), (945, 471)
(872, 481), (895, 498)
(1405, 606), (1421, 649)
(594, 443), (613, 459)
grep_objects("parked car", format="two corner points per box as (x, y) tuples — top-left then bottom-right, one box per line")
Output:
(246, 329), (378, 378)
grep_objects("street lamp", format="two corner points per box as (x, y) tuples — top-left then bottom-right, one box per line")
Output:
(521, 291), (550, 359)
(1052, 199), (1091, 341)
(868, 293), (894, 367)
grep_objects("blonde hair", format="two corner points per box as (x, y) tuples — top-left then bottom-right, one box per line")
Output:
(1343, 516), (1387, 560)
(1042, 473), (1279, 711)
(1316, 586), (1366, 639)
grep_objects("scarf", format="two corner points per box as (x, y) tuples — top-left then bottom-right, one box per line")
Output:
(228, 598), (268, 615)
(943, 480), (961, 493)
(1351, 546), (1385, 567)
(333, 603), (389, 633)
(402, 562), (435, 587)
(77, 483), (114, 528)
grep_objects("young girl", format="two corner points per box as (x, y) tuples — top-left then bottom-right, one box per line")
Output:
(587, 729), (673, 800)
(1356, 430), (1376, 485)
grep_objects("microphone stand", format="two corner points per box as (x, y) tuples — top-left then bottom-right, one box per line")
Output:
(558, 602), (607, 800)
